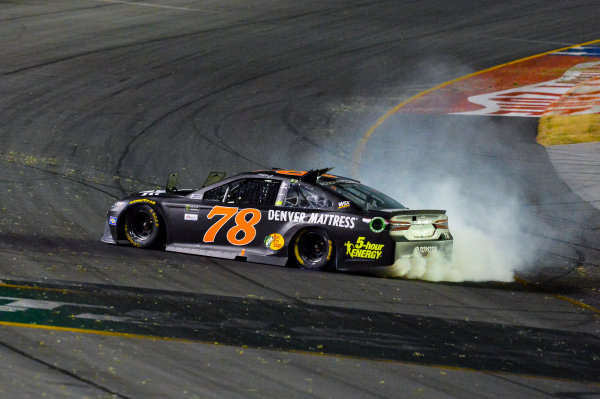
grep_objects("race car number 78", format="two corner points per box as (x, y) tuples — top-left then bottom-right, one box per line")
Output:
(203, 206), (262, 246)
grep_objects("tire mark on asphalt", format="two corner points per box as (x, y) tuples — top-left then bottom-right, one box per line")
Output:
(3, 160), (120, 199)
(0, 4), (111, 23)
(280, 102), (355, 164)
(210, 100), (288, 169)
(482, 371), (563, 398)
(206, 258), (299, 303)
(95, 0), (212, 13)
(1, 4), (382, 77)
(0, 339), (132, 399)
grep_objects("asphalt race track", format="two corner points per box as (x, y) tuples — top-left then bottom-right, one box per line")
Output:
(1, 1), (600, 398)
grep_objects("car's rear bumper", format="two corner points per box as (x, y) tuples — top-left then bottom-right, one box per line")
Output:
(336, 238), (453, 273)
(394, 239), (453, 260)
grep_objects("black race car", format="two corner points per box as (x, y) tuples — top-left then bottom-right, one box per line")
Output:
(102, 169), (453, 272)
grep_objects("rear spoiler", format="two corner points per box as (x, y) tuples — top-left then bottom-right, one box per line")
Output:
(300, 167), (333, 184)
(389, 209), (447, 216)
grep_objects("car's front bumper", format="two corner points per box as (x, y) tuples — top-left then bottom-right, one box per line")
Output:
(101, 220), (117, 244)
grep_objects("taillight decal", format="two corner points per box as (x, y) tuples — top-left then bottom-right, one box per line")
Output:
(389, 220), (411, 231)
(433, 219), (449, 229)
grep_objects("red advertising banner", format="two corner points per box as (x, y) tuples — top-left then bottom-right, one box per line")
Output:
(401, 46), (600, 118)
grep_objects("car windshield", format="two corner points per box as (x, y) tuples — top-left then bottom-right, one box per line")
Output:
(320, 180), (406, 210)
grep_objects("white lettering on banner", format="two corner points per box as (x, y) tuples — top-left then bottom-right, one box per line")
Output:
(454, 61), (600, 117)
(267, 210), (356, 229)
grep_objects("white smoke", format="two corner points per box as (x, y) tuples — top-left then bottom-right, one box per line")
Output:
(383, 182), (523, 282)
(373, 174), (537, 283)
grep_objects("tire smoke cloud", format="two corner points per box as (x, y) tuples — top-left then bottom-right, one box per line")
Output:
(380, 180), (528, 282)
(353, 115), (545, 282)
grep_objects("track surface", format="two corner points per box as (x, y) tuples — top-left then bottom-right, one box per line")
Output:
(1, 0), (600, 397)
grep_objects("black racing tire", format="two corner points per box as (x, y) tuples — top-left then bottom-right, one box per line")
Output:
(123, 205), (164, 249)
(293, 228), (334, 271)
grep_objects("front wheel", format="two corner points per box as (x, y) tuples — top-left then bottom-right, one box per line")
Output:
(293, 229), (334, 271)
(123, 205), (164, 249)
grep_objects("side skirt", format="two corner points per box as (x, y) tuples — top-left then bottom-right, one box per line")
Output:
(165, 243), (287, 266)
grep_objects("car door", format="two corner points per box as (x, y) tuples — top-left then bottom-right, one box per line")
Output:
(195, 177), (283, 255)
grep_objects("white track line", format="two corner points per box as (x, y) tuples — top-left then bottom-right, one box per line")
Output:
(95, 0), (213, 13)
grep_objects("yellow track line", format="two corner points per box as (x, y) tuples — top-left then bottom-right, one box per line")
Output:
(351, 37), (600, 173)
(0, 321), (193, 342)
(514, 276), (600, 315)
(0, 282), (83, 295)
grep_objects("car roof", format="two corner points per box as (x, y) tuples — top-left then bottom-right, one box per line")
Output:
(248, 169), (360, 183)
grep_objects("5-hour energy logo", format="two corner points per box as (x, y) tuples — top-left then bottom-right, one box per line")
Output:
(344, 237), (384, 260)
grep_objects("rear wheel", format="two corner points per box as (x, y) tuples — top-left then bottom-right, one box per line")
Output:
(123, 205), (164, 249)
(293, 228), (334, 271)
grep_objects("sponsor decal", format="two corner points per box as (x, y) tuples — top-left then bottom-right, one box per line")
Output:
(413, 246), (438, 254)
(139, 190), (165, 197)
(275, 180), (288, 207)
(184, 213), (198, 221)
(129, 198), (156, 205)
(410, 225), (435, 238)
(412, 215), (431, 225)
(264, 233), (285, 251)
(344, 237), (384, 260)
(267, 210), (356, 229)
(338, 201), (350, 209)
(108, 216), (117, 226)
(185, 205), (200, 214)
